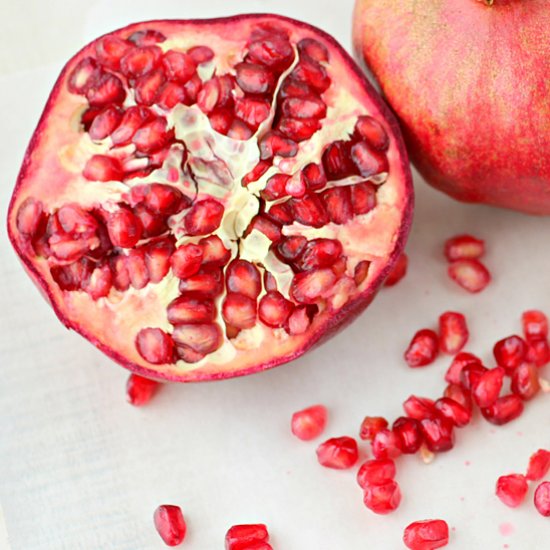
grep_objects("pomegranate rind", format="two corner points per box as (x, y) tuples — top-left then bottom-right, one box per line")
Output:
(7, 14), (413, 382)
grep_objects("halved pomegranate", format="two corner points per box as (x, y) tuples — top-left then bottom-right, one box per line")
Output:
(7, 15), (412, 382)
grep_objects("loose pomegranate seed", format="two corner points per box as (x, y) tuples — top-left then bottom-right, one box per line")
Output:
(438, 311), (469, 355)
(472, 366), (505, 408)
(448, 259), (491, 293)
(153, 504), (186, 546)
(444, 234), (485, 261)
(403, 519), (449, 550)
(460, 363), (488, 391)
(534, 482), (550, 517)
(403, 396), (437, 420)
(434, 397), (472, 427)
(316, 436), (359, 469)
(372, 428), (402, 460)
(493, 335), (527, 373)
(363, 480), (402, 514)
(404, 329), (439, 367)
(511, 362), (540, 400)
(496, 474), (528, 508)
(384, 253), (408, 286)
(443, 383), (473, 411)
(526, 449), (550, 481)
(359, 416), (388, 441)
(126, 373), (159, 406)
(420, 416), (455, 453)
(357, 459), (396, 488)
(392, 417), (423, 454)
(522, 309), (548, 340)
(225, 524), (269, 550)
(481, 394), (524, 425)
(444, 352), (481, 385)
(291, 404), (327, 441)
(526, 338), (550, 367)
(136, 328), (174, 364)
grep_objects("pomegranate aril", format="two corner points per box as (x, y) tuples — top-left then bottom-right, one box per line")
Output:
(129, 29), (166, 47)
(403, 519), (449, 550)
(526, 449), (550, 481)
(295, 239), (343, 271)
(68, 57), (100, 94)
(120, 45), (161, 78)
(136, 328), (174, 364)
(357, 459), (396, 488)
(259, 291), (294, 328)
(420, 416), (455, 453)
(351, 141), (388, 178)
(321, 186), (353, 225)
(301, 163), (326, 192)
(172, 323), (222, 354)
(363, 480), (401, 514)
(225, 524), (269, 550)
(187, 45), (214, 65)
(291, 404), (327, 441)
(134, 69), (166, 106)
(83, 154), (123, 181)
(359, 416), (388, 441)
(493, 335), (527, 372)
(235, 63), (275, 94)
(197, 78), (221, 113)
(384, 253), (408, 286)
(261, 174), (289, 201)
(322, 141), (355, 179)
(132, 117), (173, 154)
(95, 35), (132, 70)
(354, 260), (370, 285)
(106, 207), (143, 248)
(444, 234), (485, 261)
(534, 482), (550, 517)
(511, 362), (540, 400)
(86, 72), (126, 106)
(162, 50), (196, 83)
(209, 108), (233, 134)
(279, 77), (313, 99)
(276, 236), (307, 262)
(281, 96), (327, 120)
(316, 436), (358, 469)
(445, 352), (481, 385)
(444, 384), (473, 412)
(50, 258), (93, 290)
(179, 269), (223, 297)
(526, 338), (550, 367)
(167, 295), (215, 325)
(248, 35), (293, 68)
(372, 428), (402, 460)
(183, 74), (202, 104)
(144, 238), (175, 283)
(157, 82), (187, 110)
(448, 259), (491, 293)
(111, 106), (153, 146)
(438, 311), (469, 355)
(288, 194), (329, 227)
(83, 263), (112, 300)
(170, 243), (203, 279)
(351, 181), (377, 215)
(126, 249), (150, 289)
(403, 396), (437, 420)
(134, 205), (167, 238)
(460, 363), (488, 391)
(292, 57), (331, 92)
(226, 260), (261, 299)
(277, 117), (321, 142)
(263, 271), (277, 292)
(153, 504), (186, 546)
(434, 397), (472, 427)
(481, 394), (524, 425)
(130, 183), (188, 216)
(228, 119), (254, 141)
(496, 474), (528, 508)
(290, 269), (336, 304)
(110, 255), (131, 291)
(247, 215), (282, 242)
(298, 38), (329, 63)
(472, 366), (505, 408)
(392, 417), (423, 454)
(126, 374), (159, 406)
(259, 132), (298, 160)
(242, 161), (270, 185)
(52, 203), (98, 237)
(199, 235), (231, 267)
(235, 97), (271, 129)
(222, 293), (257, 330)
(286, 306), (312, 335)
(183, 199), (224, 236)
(404, 329), (439, 367)
(354, 115), (389, 151)
(522, 309), (548, 340)
(16, 197), (45, 237)
(88, 106), (123, 140)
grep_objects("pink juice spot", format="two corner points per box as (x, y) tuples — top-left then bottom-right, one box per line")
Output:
(499, 522), (514, 537)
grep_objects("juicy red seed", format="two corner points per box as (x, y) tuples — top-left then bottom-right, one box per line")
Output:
(291, 404), (327, 441)
(281, 96), (327, 120)
(80, 106), (103, 130)
(359, 416), (389, 441)
(136, 328), (174, 364)
(248, 35), (293, 67)
(493, 335), (527, 372)
(354, 115), (389, 151)
(144, 238), (175, 282)
(404, 329), (439, 367)
(134, 69), (166, 106)
(130, 183), (188, 215)
(226, 260), (261, 299)
(259, 132), (298, 160)
(496, 474), (528, 508)
(179, 269), (223, 297)
(283, 174), (306, 198)
(183, 74), (202, 104)
(157, 82), (187, 110)
(126, 374), (159, 406)
(199, 235), (231, 266)
(277, 117), (321, 142)
(279, 77), (313, 99)
(126, 249), (150, 289)
(420, 417), (455, 453)
(172, 323), (222, 355)
(354, 260), (370, 285)
(83, 263), (113, 299)
(292, 57), (331, 92)
(120, 45), (161, 78)
(444, 383), (473, 411)
(259, 291), (294, 328)
(83, 154), (123, 181)
(481, 394), (524, 425)
(392, 417), (423, 454)
(371, 428), (402, 460)
(228, 119), (254, 140)
(129, 29), (166, 46)
(294, 239), (343, 271)
(261, 174), (290, 200)
(434, 397), (472, 428)
(222, 293), (257, 329)
(135, 206), (167, 238)
(403, 396), (437, 420)
(110, 255), (131, 291)
(526, 338), (550, 367)
(95, 36), (132, 70)
(460, 363), (488, 391)
(527, 449), (550, 481)
(162, 50), (196, 83)
(444, 234), (485, 262)
(286, 306), (312, 335)
(132, 117), (173, 154)
(86, 72), (126, 106)
(288, 193), (329, 227)
(321, 186), (353, 225)
(472, 366), (505, 408)
(322, 141), (354, 179)
(235, 97), (271, 129)
(209, 108), (233, 134)
(535, 482), (550, 517)
(276, 236), (307, 262)
(247, 215), (282, 242)
(242, 162), (271, 187)
(448, 259), (491, 293)
(438, 311), (469, 355)
(302, 163), (326, 191)
(350, 181), (377, 215)
(225, 524), (269, 550)
(170, 244), (203, 279)
(197, 78), (221, 113)
(183, 199), (224, 236)
(351, 142), (389, 178)
(68, 57), (100, 94)
(522, 310), (548, 340)
(235, 63), (275, 94)
(106, 208), (142, 248)
(384, 253), (408, 286)
(403, 519), (449, 550)
(187, 45), (214, 65)
(511, 362), (540, 400)
(445, 352), (482, 385)
(290, 269), (336, 304)
(357, 459), (396, 488)
(50, 258), (93, 291)
(316, 436), (358, 469)
(167, 295), (215, 325)
(363, 481), (401, 515)
(263, 271), (277, 292)
(16, 197), (44, 237)
(111, 106), (153, 145)
(153, 504), (186, 546)
(297, 38), (329, 63)
(88, 106), (123, 140)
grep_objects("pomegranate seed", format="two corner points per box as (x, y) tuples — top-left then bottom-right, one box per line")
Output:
(16, 197), (45, 237)
(434, 397), (472, 427)
(83, 154), (123, 181)
(144, 238), (175, 282)
(282, 96), (327, 120)
(321, 186), (353, 224)
(162, 50), (196, 83)
(197, 78), (221, 113)
(276, 236), (307, 262)
(522, 309), (548, 341)
(357, 459), (396, 488)
(354, 260), (371, 285)
(445, 352), (481, 385)
(86, 73), (126, 106)
(294, 239), (343, 271)
(126, 373), (159, 406)
(187, 45), (214, 65)
(359, 416), (388, 441)
(248, 35), (293, 68)
(316, 436), (358, 469)
(130, 183), (188, 216)
(172, 323), (222, 355)
(403, 519), (449, 550)
(95, 36), (133, 70)
(222, 293), (257, 329)
(68, 57), (100, 94)
(297, 37), (329, 63)
(167, 295), (216, 325)
(278, 117), (321, 141)
(235, 63), (275, 94)
(226, 260), (262, 299)
(106, 207), (143, 248)
(448, 259), (491, 293)
(371, 428), (402, 460)
(351, 141), (388, 178)
(120, 45), (162, 78)
(259, 291), (294, 328)
(153, 504), (186, 546)
(363, 480), (401, 514)
(354, 115), (389, 151)
(88, 106), (123, 140)
(438, 311), (469, 355)
(526, 338), (550, 367)
(179, 269), (223, 297)
(301, 163), (326, 191)
(472, 366), (505, 408)
(384, 253), (408, 286)
(286, 306), (311, 335)
(292, 57), (331, 92)
(133, 117), (173, 154)
(493, 335), (527, 372)
(225, 524), (269, 550)
(404, 329), (439, 367)
(496, 474), (528, 508)
(534, 482), (550, 517)
(526, 449), (550, 481)
(183, 199), (224, 236)
(235, 97), (271, 129)
(111, 106), (153, 146)
(259, 132), (298, 160)
(200, 235), (231, 266)
(322, 141), (354, 179)
(460, 363), (488, 391)
(291, 405), (327, 441)
(83, 263), (113, 299)
(403, 396), (437, 420)
(135, 328), (174, 364)
(511, 362), (540, 400)
(170, 244), (203, 279)
(350, 181), (377, 215)
(392, 417), (423, 454)
(443, 383), (473, 411)
(290, 269), (336, 304)
(481, 394), (524, 425)
(157, 82), (187, 110)
(126, 249), (150, 289)
(228, 119), (254, 141)
(420, 416), (455, 453)
(444, 234), (485, 261)
(129, 29), (166, 46)
(288, 193), (329, 227)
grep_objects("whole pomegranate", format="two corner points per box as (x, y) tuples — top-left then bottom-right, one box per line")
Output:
(7, 15), (412, 382)
(353, 0), (550, 214)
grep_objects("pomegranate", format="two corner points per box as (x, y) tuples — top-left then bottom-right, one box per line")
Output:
(7, 15), (412, 382)
(403, 519), (449, 550)
(353, 1), (550, 214)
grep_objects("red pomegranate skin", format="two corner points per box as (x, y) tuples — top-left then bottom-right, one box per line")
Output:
(353, 0), (550, 214)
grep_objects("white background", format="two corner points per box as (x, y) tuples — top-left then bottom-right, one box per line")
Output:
(1, 1), (549, 549)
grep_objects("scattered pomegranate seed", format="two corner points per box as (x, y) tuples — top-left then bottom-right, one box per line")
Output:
(526, 338), (550, 367)
(153, 504), (187, 546)
(363, 480), (402, 514)
(448, 259), (491, 293)
(225, 524), (269, 550)
(444, 352), (481, 385)
(403, 396), (437, 420)
(126, 373), (159, 406)
(392, 417), (423, 454)
(534, 482), (550, 517)
(443, 383), (473, 411)
(357, 459), (396, 488)
(526, 449), (550, 481)
(384, 253), (408, 286)
(359, 416), (389, 441)
(472, 366), (505, 408)
(404, 329), (439, 367)
(434, 397), (472, 427)
(371, 428), (402, 459)
(403, 519), (450, 550)
(522, 310), (548, 340)
(444, 234), (485, 261)
(481, 394), (524, 425)
(291, 405), (327, 441)
(511, 362), (541, 400)
(316, 436), (358, 469)
(420, 416), (455, 453)
(438, 311), (469, 355)
(493, 335), (527, 372)
(496, 474), (528, 508)
(460, 362), (488, 391)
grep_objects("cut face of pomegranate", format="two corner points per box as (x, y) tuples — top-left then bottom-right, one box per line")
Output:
(7, 15), (412, 382)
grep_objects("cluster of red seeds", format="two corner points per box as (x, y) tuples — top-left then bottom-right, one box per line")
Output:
(444, 234), (491, 293)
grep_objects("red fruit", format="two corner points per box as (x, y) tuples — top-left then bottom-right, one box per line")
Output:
(153, 504), (186, 546)
(291, 405), (327, 441)
(403, 519), (449, 550)
(444, 234), (485, 262)
(403, 396), (437, 421)
(225, 524), (269, 550)
(444, 352), (481, 385)
(526, 449), (550, 482)
(472, 367), (505, 408)
(316, 436), (359, 469)
(534, 482), (550, 517)
(357, 459), (396, 488)
(372, 428), (402, 460)
(126, 373), (159, 406)
(384, 253), (408, 287)
(493, 335), (527, 373)
(363, 480), (401, 514)
(353, 1), (550, 214)
(420, 416), (455, 453)
(443, 384), (473, 412)
(496, 474), (528, 508)
(460, 363), (488, 392)
(392, 417), (423, 454)
(8, 15), (413, 382)
(448, 259), (491, 293)
(434, 397), (471, 428)
(481, 395), (524, 425)
(438, 312), (468, 355)
(404, 329), (438, 367)
(359, 416), (388, 441)
(522, 310), (548, 341)
(511, 362), (540, 400)
(526, 338), (550, 367)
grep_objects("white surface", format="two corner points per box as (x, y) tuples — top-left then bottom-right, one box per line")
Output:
(1, 1), (549, 549)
